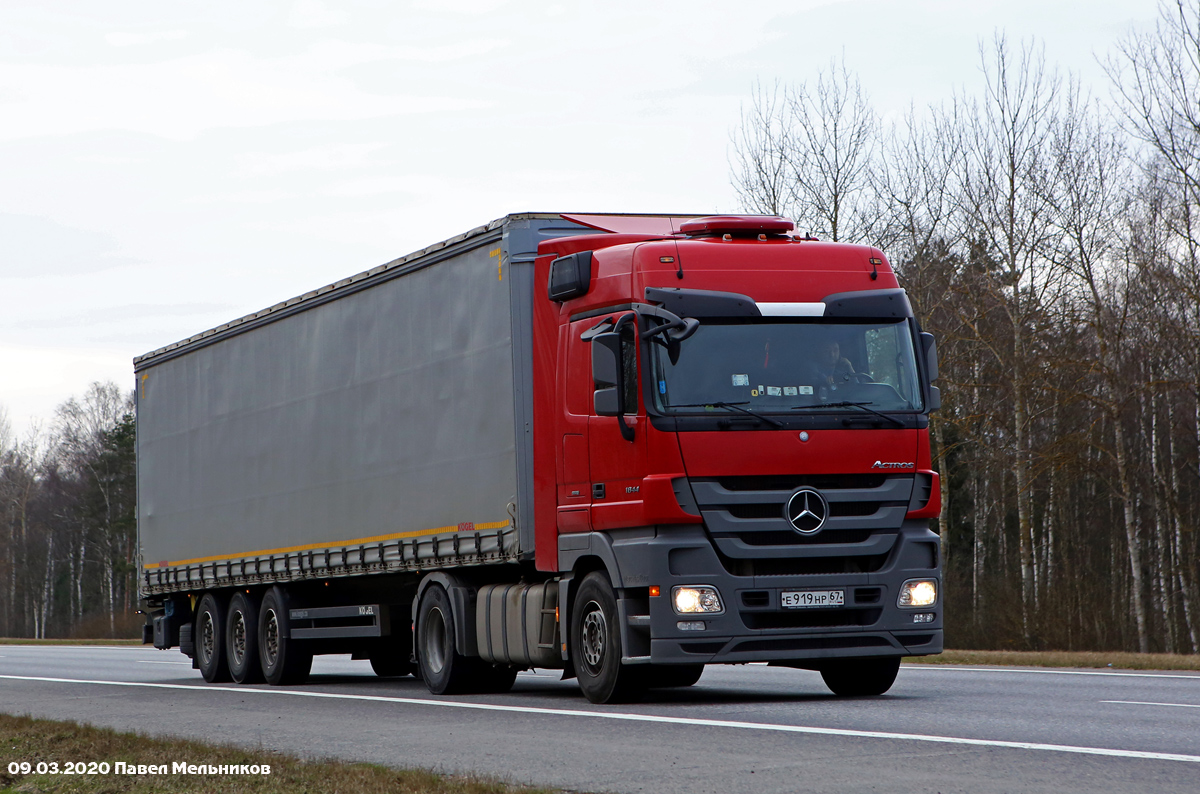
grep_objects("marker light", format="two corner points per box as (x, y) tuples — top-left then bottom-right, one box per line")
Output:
(649, 585), (661, 597)
(672, 585), (724, 614)
(898, 579), (938, 608)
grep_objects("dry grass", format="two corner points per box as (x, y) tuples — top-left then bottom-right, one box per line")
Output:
(906, 649), (1200, 671)
(0, 714), (559, 794)
(0, 639), (142, 646)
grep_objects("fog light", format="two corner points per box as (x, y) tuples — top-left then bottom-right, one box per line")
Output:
(672, 585), (724, 614)
(898, 579), (938, 608)
(912, 612), (935, 623)
(677, 621), (706, 631)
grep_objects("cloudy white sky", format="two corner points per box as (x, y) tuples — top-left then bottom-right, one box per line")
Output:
(0, 0), (1157, 437)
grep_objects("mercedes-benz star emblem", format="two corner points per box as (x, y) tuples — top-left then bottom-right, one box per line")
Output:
(785, 488), (828, 534)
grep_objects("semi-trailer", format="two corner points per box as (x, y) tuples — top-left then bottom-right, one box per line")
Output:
(138, 212), (943, 703)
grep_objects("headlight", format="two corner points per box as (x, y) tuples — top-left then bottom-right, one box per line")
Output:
(898, 579), (938, 608)
(672, 585), (724, 614)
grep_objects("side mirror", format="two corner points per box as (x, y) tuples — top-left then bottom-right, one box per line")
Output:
(592, 332), (623, 417)
(927, 385), (941, 413)
(548, 251), (593, 302)
(591, 327), (636, 441)
(920, 332), (938, 381)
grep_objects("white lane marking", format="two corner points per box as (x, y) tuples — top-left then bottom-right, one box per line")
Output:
(1103, 700), (1200, 709)
(1, 674), (1198, 765)
(136, 660), (192, 665)
(903, 665), (1200, 681)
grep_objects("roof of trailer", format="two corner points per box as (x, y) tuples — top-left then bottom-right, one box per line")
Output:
(133, 212), (699, 367)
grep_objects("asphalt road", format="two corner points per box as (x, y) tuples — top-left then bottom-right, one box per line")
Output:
(2, 645), (1198, 793)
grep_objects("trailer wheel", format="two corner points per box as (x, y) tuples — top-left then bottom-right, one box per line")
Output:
(196, 593), (231, 683)
(258, 586), (312, 686)
(571, 571), (645, 704)
(416, 584), (474, 694)
(226, 591), (264, 684)
(642, 664), (704, 689)
(820, 656), (901, 696)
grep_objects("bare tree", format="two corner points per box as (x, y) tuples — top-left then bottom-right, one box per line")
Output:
(958, 33), (1062, 644)
(731, 56), (877, 241)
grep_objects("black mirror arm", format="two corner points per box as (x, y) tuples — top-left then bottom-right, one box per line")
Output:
(613, 314), (637, 442)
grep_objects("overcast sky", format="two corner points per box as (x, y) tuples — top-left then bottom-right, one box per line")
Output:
(0, 0), (1157, 437)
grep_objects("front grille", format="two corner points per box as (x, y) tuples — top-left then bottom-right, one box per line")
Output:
(741, 590), (771, 607)
(690, 474), (914, 565)
(717, 474), (887, 491)
(732, 529), (873, 546)
(741, 608), (882, 630)
(720, 553), (890, 576)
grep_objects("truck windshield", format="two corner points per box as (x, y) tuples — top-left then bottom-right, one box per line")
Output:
(650, 319), (924, 414)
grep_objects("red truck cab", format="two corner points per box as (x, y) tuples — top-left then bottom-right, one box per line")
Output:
(533, 214), (942, 701)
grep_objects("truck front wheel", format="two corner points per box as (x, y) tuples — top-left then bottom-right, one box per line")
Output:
(258, 586), (312, 686)
(820, 656), (901, 696)
(196, 593), (231, 683)
(571, 571), (645, 704)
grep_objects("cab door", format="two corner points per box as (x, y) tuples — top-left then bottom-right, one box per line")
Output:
(586, 313), (648, 530)
(557, 321), (592, 533)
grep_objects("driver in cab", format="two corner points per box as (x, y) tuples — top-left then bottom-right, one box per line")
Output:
(814, 338), (856, 386)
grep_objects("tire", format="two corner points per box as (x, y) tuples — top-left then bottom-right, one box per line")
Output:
(258, 586), (312, 686)
(571, 571), (645, 704)
(196, 592), (231, 683)
(226, 591), (264, 684)
(416, 584), (474, 694)
(643, 664), (704, 689)
(820, 656), (901, 696)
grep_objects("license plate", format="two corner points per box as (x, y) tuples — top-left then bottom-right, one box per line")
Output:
(781, 589), (844, 608)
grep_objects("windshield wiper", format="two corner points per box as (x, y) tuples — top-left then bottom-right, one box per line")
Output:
(668, 401), (785, 428)
(791, 401), (905, 428)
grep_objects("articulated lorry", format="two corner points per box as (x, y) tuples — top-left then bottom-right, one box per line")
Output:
(138, 212), (943, 703)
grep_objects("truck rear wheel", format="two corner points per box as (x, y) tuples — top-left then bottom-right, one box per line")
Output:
(196, 593), (231, 683)
(258, 586), (312, 686)
(643, 664), (704, 689)
(226, 591), (264, 684)
(417, 584), (471, 693)
(571, 571), (645, 704)
(820, 656), (901, 696)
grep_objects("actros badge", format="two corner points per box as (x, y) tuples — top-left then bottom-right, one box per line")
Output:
(785, 488), (828, 534)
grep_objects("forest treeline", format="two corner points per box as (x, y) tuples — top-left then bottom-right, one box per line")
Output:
(731, 1), (1200, 652)
(0, 384), (137, 639)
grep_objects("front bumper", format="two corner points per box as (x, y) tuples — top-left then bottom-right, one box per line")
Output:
(639, 522), (943, 664)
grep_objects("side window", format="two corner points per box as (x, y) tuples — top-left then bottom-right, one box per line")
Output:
(621, 322), (638, 414)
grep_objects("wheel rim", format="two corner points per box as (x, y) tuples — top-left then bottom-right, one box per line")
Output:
(263, 609), (280, 668)
(200, 611), (215, 665)
(424, 606), (448, 674)
(231, 611), (246, 666)
(580, 600), (607, 675)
